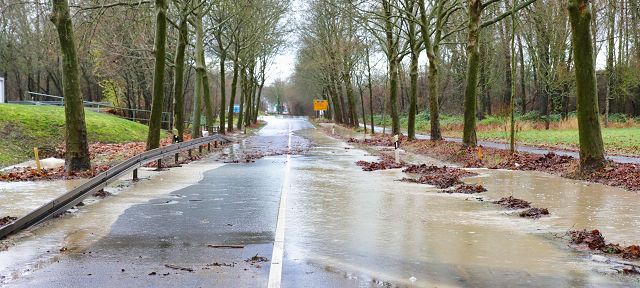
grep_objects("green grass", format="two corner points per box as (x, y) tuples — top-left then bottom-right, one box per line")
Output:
(0, 104), (163, 167)
(477, 128), (640, 155)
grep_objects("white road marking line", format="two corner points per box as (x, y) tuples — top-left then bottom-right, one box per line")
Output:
(268, 122), (292, 288)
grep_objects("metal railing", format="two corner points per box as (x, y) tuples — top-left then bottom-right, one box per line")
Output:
(0, 133), (231, 240)
(12, 92), (173, 127)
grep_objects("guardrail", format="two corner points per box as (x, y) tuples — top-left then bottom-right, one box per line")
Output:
(22, 92), (173, 128)
(0, 134), (231, 240)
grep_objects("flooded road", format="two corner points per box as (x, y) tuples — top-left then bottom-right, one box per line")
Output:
(281, 129), (639, 287)
(1, 116), (639, 287)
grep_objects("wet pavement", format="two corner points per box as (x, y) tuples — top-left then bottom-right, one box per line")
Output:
(1, 116), (640, 287)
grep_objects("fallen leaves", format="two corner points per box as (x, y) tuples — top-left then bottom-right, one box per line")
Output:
(0, 165), (109, 182)
(518, 207), (550, 218)
(492, 196), (531, 209)
(440, 184), (487, 194)
(355, 155), (404, 171)
(401, 164), (477, 189)
(568, 229), (640, 260)
(0, 216), (17, 227)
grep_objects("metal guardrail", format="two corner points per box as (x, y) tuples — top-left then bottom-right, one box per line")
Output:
(22, 92), (173, 127)
(0, 134), (231, 240)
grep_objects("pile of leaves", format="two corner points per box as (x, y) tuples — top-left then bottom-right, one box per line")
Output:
(440, 184), (487, 194)
(0, 165), (110, 182)
(492, 196), (531, 209)
(569, 229), (640, 260)
(518, 207), (550, 218)
(491, 152), (575, 173)
(356, 155), (404, 171)
(581, 163), (640, 192)
(400, 164), (476, 189)
(0, 216), (17, 227)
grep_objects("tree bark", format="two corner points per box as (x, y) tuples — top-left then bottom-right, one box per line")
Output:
(192, 63), (202, 138)
(218, 52), (226, 134)
(227, 54), (239, 132)
(365, 44), (375, 134)
(146, 0), (168, 150)
(237, 67), (245, 130)
(518, 34), (526, 114)
(51, 0), (91, 171)
(195, 11), (215, 134)
(173, 11), (189, 142)
(419, 0), (443, 140)
(462, 0), (481, 146)
(604, 0), (615, 128)
(383, 0), (400, 135)
(568, 0), (606, 171)
(407, 3), (418, 140)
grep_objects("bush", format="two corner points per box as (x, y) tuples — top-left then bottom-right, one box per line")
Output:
(519, 111), (542, 122)
(479, 116), (505, 126)
(608, 113), (629, 123)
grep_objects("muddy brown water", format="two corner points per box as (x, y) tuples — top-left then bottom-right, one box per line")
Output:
(284, 127), (639, 287)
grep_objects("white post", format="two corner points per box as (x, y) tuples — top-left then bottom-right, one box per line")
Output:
(0, 77), (5, 103)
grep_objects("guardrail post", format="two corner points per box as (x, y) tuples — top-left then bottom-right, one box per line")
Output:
(156, 159), (162, 170)
(199, 145), (203, 154)
(188, 149), (192, 158)
(133, 169), (138, 181)
(207, 143), (211, 152)
(175, 152), (179, 164)
(214, 141), (218, 148)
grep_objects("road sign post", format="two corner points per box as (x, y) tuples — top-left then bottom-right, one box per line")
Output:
(394, 135), (400, 164)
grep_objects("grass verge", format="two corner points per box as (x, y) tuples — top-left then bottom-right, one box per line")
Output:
(0, 104), (164, 167)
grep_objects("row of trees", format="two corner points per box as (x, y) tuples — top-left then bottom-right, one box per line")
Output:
(1, 0), (289, 171)
(292, 0), (640, 171)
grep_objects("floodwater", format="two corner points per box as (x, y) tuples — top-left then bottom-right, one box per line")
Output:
(0, 179), (86, 218)
(0, 161), (224, 284)
(283, 127), (640, 287)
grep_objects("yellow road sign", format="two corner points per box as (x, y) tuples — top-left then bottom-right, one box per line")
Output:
(313, 100), (328, 111)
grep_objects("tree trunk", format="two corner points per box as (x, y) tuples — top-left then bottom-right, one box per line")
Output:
(218, 51), (226, 134)
(383, 0), (400, 135)
(462, 0), (481, 147)
(568, 0), (606, 171)
(255, 59), (266, 124)
(604, 0), (615, 128)
(342, 62), (358, 127)
(146, 0), (168, 150)
(358, 79), (367, 134)
(419, 0), (442, 140)
(51, 0), (91, 171)
(227, 55), (239, 132)
(407, 20), (418, 140)
(173, 15), (189, 142)
(192, 64), (202, 138)
(195, 11), (214, 134)
(366, 45), (375, 134)
(237, 68), (245, 130)
(518, 35), (526, 114)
